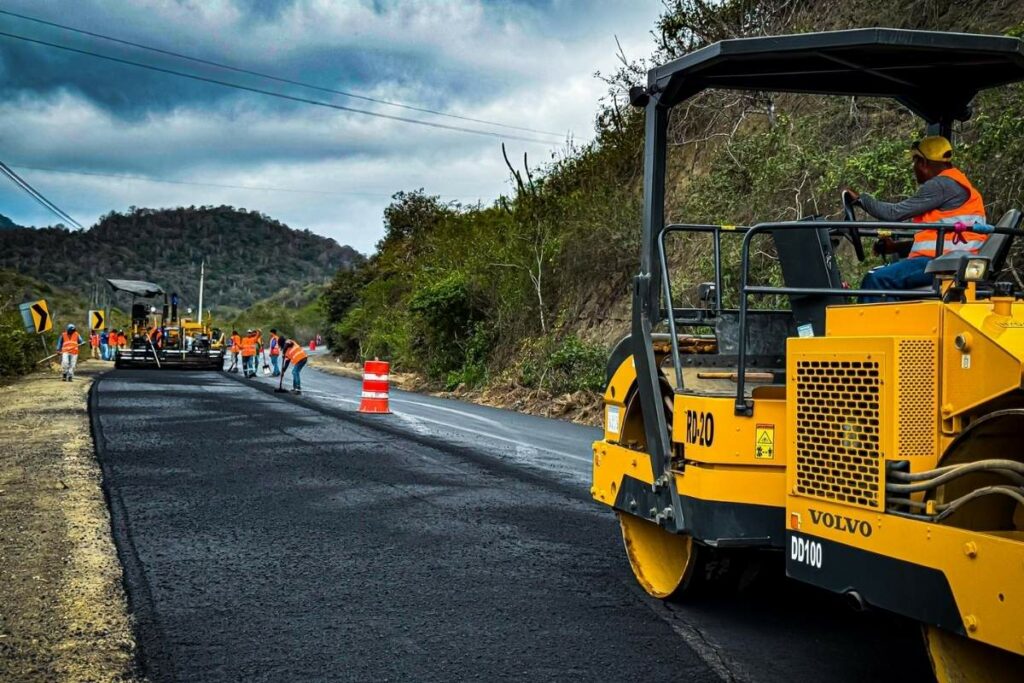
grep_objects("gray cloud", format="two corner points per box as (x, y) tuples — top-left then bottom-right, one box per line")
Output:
(0, 0), (662, 253)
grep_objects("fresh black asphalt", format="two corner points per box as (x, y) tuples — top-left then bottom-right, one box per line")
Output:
(91, 369), (931, 682)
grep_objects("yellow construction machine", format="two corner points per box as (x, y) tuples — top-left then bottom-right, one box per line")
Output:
(593, 29), (1024, 680)
(107, 278), (224, 370)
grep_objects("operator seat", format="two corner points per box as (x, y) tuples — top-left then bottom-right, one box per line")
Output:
(977, 208), (1021, 272)
(772, 226), (844, 336)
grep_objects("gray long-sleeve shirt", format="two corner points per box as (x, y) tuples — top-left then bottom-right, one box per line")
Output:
(858, 175), (972, 222)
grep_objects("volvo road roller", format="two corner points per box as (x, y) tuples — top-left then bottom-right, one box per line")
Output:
(592, 29), (1024, 681)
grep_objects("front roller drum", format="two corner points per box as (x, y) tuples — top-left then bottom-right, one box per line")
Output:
(925, 626), (1024, 683)
(619, 513), (701, 599)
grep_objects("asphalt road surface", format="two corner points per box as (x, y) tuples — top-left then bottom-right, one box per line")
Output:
(92, 367), (932, 682)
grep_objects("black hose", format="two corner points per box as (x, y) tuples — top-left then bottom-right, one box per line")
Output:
(887, 486), (1024, 521)
(885, 459), (1024, 493)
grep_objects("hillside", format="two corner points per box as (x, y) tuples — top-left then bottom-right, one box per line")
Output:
(321, 0), (1024, 398)
(0, 206), (362, 311)
(0, 213), (20, 230)
(0, 269), (89, 377)
(230, 281), (328, 344)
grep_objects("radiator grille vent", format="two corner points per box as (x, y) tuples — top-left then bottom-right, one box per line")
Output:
(898, 340), (936, 457)
(795, 359), (881, 508)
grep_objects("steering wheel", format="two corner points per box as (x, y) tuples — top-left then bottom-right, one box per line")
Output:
(841, 191), (866, 261)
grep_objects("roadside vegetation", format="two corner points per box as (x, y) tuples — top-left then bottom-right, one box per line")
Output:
(322, 1), (1024, 399)
(0, 270), (90, 379)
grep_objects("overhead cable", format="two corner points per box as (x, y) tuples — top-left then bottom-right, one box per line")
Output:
(0, 8), (565, 139)
(0, 160), (85, 228)
(0, 30), (559, 146)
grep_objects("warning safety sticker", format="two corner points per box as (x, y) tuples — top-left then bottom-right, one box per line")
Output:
(755, 424), (775, 460)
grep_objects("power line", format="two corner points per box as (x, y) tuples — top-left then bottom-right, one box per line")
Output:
(10, 163), (482, 200)
(0, 8), (565, 139)
(0, 160), (85, 228)
(0, 30), (559, 146)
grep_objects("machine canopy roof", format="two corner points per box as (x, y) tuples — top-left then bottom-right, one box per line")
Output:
(106, 279), (165, 298)
(650, 28), (1024, 123)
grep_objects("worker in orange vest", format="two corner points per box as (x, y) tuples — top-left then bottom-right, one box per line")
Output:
(57, 323), (84, 382)
(280, 336), (308, 394)
(89, 330), (100, 359)
(845, 136), (987, 300)
(240, 329), (258, 378)
(268, 328), (282, 376)
(228, 330), (242, 373)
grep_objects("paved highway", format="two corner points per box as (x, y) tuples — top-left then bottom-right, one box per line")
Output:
(91, 367), (932, 682)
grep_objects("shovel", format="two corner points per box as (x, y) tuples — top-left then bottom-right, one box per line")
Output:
(261, 350), (272, 377)
(274, 367), (288, 393)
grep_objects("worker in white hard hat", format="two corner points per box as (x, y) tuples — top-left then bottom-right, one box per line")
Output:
(57, 323), (85, 382)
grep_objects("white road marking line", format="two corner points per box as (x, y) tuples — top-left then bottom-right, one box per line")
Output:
(388, 397), (504, 428)
(395, 411), (592, 465)
(285, 378), (591, 466)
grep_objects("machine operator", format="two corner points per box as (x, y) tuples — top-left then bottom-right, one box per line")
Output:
(844, 136), (987, 296)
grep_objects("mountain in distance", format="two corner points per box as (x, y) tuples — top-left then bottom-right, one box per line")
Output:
(0, 213), (21, 230)
(0, 205), (363, 311)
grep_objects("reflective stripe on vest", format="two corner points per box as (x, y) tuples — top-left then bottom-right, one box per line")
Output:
(240, 336), (257, 356)
(909, 168), (987, 259)
(285, 344), (307, 364)
(62, 332), (81, 355)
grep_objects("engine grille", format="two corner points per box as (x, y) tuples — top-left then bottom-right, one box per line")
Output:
(898, 339), (936, 457)
(795, 358), (881, 509)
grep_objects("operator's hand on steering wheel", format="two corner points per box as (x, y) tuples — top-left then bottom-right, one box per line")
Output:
(873, 237), (896, 256)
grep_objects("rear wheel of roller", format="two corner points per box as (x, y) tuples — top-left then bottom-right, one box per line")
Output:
(923, 409), (1024, 681)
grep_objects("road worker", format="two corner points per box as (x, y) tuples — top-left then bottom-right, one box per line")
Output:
(57, 323), (84, 382)
(240, 329), (257, 378)
(228, 329), (241, 372)
(89, 330), (100, 359)
(254, 329), (265, 374)
(845, 136), (987, 300)
(99, 329), (110, 360)
(268, 328), (281, 376)
(280, 336), (308, 395)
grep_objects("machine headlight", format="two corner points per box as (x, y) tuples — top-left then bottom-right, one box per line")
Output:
(961, 257), (989, 282)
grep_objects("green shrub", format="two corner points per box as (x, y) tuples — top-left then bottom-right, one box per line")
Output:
(545, 336), (606, 395)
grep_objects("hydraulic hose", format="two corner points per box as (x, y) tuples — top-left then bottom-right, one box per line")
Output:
(885, 459), (1024, 493)
(887, 485), (1024, 522)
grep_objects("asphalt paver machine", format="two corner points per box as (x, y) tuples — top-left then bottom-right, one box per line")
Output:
(107, 278), (224, 370)
(591, 29), (1024, 680)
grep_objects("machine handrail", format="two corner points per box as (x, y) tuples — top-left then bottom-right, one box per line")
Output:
(730, 219), (1024, 414)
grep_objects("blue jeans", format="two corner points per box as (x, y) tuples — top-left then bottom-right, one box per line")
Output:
(859, 258), (932, 303)
(291, 358), (307, 390)
(271, 355), (280, 376)
(100, 343), (110, 360)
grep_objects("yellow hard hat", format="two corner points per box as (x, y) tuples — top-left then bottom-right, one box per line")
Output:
(910, 135), (953, 162)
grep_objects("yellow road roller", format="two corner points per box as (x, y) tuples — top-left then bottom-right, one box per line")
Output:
(592, 29), (1024, 680)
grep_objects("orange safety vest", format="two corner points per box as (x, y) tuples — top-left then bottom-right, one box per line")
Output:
(909, 168), (987, 259)
(61, 331), (82, 355)
(269, 333), (280, 356)
(284, 343), (307, 364)
(89, 333), (100, 348)
(240, 335), (257, 357)
(231, 334), (241, 352)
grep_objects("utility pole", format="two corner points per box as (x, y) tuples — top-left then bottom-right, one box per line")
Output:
(197, 259), (205, 325)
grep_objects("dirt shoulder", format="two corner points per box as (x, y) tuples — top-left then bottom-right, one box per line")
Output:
(308, 355), (603, 426)
(0, 360), (137, 682)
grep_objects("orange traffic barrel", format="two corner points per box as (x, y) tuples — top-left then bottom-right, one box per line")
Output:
(358, 359), (391, 414)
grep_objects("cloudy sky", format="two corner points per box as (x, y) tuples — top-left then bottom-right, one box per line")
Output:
(0, 0), (663, 253)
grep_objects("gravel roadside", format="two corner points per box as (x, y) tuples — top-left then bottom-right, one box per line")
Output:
(0, 362), (138, 682)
